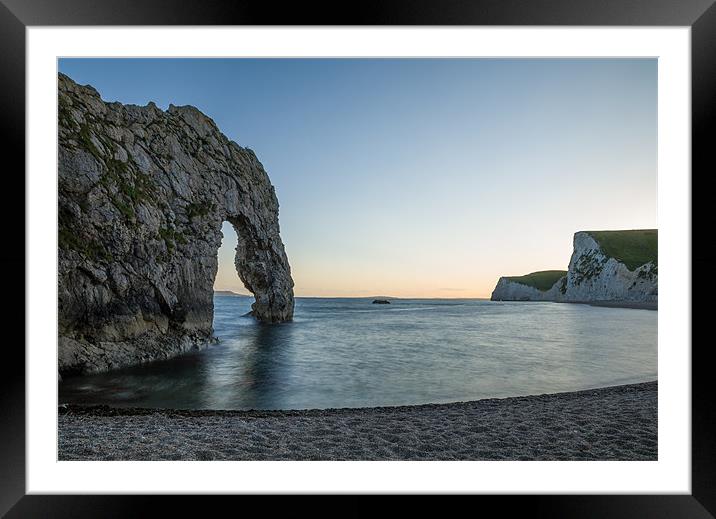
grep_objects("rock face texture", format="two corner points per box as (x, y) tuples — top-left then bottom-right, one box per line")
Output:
(58, 73), (294, 376)
(559, 231), (657, 303)
(491, 230), (657, 306)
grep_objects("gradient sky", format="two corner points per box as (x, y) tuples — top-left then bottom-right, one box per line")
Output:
(58, 58), (657, 298)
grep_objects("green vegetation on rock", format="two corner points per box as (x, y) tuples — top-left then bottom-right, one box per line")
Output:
(587, 229), (658, 270)
(506, 270), (567, 292)
(77, 123), (104, 163)
(58, 94), (78, 132)
(158, 226), (188, 252)
(99, 156), (156, 224)
(186, 200), (216, 220)
(58, 225), (110, 262)
(573, 250), (608, 284)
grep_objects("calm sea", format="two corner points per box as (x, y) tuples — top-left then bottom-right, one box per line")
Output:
(59, 296), (657, 410)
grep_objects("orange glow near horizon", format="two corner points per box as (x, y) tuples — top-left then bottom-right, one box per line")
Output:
(214, 221), (657, 299)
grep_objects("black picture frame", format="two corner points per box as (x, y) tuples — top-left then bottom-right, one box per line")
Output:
(1, 0), (712, 514)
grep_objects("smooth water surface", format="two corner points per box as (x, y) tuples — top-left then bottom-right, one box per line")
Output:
(59, 297), (657, 410)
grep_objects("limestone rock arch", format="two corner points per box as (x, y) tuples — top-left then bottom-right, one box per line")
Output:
(58, 73), (294, 376)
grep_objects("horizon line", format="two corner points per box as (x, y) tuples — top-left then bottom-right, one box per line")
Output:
(214, 290), (491, 300)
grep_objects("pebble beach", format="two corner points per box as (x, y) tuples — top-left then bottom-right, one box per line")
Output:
(58, 381), (657, 461)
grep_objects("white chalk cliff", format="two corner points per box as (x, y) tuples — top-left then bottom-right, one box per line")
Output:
(559, 231), (657, 303)
(491, 231), (657, 306)
(491, 276), (565, 301)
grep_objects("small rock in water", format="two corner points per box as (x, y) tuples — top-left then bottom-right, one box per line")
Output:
(372, 299), (390, 305)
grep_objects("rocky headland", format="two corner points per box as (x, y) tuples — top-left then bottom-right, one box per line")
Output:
(491, 270), (567, 301)
(58, 73), (294, 376)
(491, 230), (657, 308)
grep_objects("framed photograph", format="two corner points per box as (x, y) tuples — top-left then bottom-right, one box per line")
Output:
(2, 0), (712, 514)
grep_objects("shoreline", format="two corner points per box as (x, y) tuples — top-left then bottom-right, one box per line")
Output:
(584, 300), (657, 310)
(59, 381), (655, 417)
(59, 381), (658, 461)
(491, 300), (658, 310)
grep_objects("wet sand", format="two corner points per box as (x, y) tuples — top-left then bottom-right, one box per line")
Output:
(58, 381), (657, 461)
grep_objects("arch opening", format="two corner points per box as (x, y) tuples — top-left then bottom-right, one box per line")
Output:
(214, 221), (250, 297)
(211, 218), (295, 324)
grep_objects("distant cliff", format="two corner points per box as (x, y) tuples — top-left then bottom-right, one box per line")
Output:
(214, 290), (250, 297)
(491, 271), (567, 301)
(58, 73), (294, 376)
(491, 230), (657, 307)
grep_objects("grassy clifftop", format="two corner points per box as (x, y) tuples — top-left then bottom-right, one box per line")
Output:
(506, 270), (567, 292)
(586, 229), (657, 270)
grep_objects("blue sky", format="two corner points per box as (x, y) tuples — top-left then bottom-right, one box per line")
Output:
(59, 58), (657, 297)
